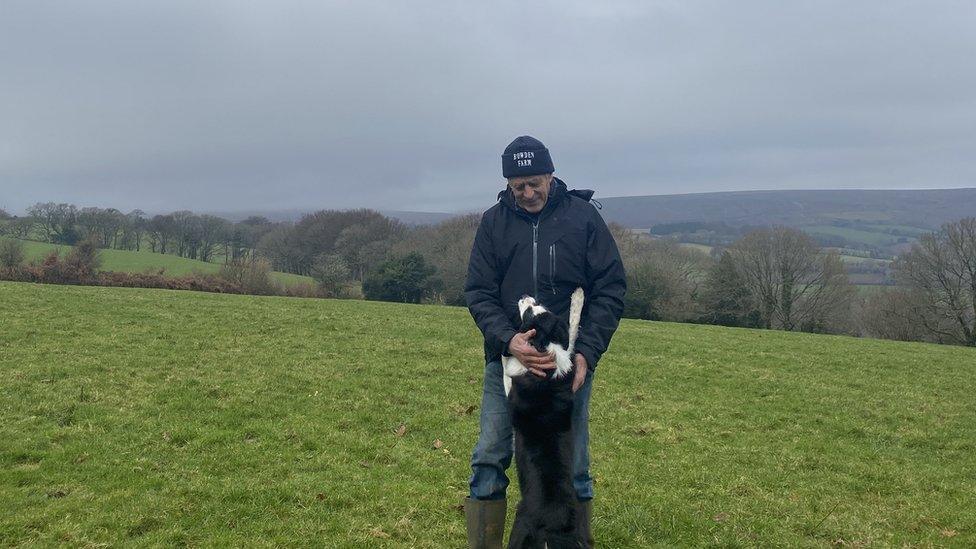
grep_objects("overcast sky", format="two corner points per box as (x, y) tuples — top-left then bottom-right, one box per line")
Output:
(2, 1), (974, 215)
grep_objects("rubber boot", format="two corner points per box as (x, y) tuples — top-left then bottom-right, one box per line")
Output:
(576, 499), (594, 548)
(464, 497), (506, 549)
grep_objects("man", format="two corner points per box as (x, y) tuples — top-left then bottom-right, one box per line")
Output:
(463, 135), (627, 547)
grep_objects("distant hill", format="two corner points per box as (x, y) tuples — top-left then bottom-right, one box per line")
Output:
(595, 188), (976, 259)
(378, 210), (457, 226)
(117, 187), (976, 260)
(597, 188), (976, 230)
(208, 208), (455, 226)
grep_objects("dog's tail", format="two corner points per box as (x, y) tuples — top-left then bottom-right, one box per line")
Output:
(568, 287), (584, 353)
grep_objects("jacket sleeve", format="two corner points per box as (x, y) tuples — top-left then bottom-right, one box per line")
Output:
(574, 211), (626, 371)
(464, 213), (516, 359)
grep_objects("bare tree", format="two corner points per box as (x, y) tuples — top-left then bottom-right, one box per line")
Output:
(8, 217), (34, 239)
(0, 209), (11, 236)
(76, 207), (102, 243)
(76, 207), (126, 248)
(255, 209), (402, 276)
(121, 210), (147, 251)
(609, 224), (711, 321)
(27, 202), (79, 244)
(856, 287), (941, 343)
(257, 223), (306, 274)
(226, 216), (273, 262)
(100, 208), (125, 248)
(892, 217), (976, 346)
(727, 226), (853, 332)
(169, 210), (195, 258)
(334, 218), (400, 281)
(393, 213), (480, 304)
(148, 214), (176, 253)
(195, 215), (229, 262)
(310, 253), (353, 297)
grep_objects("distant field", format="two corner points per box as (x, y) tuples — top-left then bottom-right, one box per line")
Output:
(2, 282), (974, 547)
(1, 237), (313, 288)
(837, 254), (890, 266)
(800, 225), (905, 247)
(853, 283), (890, 295)
(677, 242), (713, 254)
(823, 211), (893, 222)
(863, 224), (931, 237)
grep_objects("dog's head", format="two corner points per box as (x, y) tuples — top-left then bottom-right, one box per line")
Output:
(517, 295), (544, 320)
(516, 295), (567, 354)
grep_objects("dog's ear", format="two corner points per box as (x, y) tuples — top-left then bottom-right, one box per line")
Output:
(520, 307), (535, 331)
(552, 317), (570, 347)
(533, 312), (558, 339)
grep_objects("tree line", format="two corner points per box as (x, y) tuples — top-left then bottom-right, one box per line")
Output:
(2, 203), (974, 347)
(7, 202), (270, 263)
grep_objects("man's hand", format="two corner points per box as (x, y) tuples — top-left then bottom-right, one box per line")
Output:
(572, 353), (588, 393)
(508, 329), (556, 378)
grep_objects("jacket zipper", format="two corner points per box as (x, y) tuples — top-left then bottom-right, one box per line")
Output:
(549, 243), (556, 294)
(532, 222), (539, 298)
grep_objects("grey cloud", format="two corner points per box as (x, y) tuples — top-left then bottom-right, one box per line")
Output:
(1, 1), (974, 215)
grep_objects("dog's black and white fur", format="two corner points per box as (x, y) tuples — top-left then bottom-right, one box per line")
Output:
(503, 288), (585, 549)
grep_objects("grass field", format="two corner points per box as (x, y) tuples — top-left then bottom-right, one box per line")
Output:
(2, 282), (974, 547)
(677, 242), (713, 254)
(838, 255), (890, 266)
(1, 237), (313, 288)
(800, 226), (905, 248)
(864, 224), (931, 237)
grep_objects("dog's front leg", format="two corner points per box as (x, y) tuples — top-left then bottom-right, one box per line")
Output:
(549, 345), (574, 379)
(502, 356), (528, 397)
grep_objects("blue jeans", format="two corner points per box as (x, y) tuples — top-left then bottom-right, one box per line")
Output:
(469, 360), (594, 501)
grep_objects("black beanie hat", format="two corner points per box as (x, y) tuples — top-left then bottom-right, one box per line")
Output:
(502, 135), (554, 178)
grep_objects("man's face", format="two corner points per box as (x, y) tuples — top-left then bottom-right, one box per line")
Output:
(507, 173), (553, 214)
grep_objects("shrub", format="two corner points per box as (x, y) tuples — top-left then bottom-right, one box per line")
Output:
(218, 258), (275, 295)
(0, 238), (26, 268)
(62, 238), (102, 282)
(98, 271), (244, 294)
(38, 251), (67, 283)
(280, 281), (322, 298)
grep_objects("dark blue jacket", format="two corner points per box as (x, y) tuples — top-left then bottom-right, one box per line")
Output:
(464, 177), (626, 371)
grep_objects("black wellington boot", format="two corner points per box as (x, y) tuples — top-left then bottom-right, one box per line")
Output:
(464, 497), (506, 548)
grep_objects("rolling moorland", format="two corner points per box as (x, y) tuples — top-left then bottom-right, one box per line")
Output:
(206, 188), (976, 238)
(598, 188), (976, 264)
(2, 281), (974, 547)
(198, 188), (976, 283)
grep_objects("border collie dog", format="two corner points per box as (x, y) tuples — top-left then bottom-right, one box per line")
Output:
(503, 288), (585, 549)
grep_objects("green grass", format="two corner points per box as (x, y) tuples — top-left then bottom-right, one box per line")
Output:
(838, 254), (890, 266)
(853, 283), (891, 296)
(1, 237), (313, 288)
(1, 282), (974, 547)
(678, 242), (713, 254)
